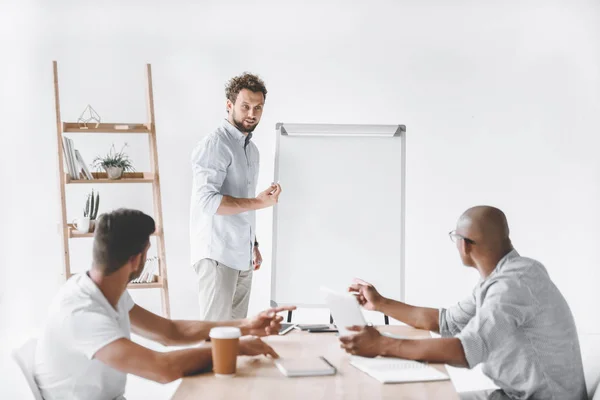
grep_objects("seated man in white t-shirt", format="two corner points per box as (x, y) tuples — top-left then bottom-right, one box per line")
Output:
(34, 208), (294, 400)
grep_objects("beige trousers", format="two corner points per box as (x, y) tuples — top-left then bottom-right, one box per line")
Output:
(193, 258), (253, 321)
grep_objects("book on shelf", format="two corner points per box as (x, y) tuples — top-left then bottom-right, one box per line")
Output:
(62, 136), (93, 180)
(62, 137), (75, 179)
(132, 256), (159, 284)
(75, 149), (93, 180)
(68, 138), (77, 178)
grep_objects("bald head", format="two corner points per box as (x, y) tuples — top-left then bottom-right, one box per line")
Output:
(457, 206), (512, 252)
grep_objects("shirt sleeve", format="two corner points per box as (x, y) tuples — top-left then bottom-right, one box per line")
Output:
(65, 310), (128, 360)
(439, 290), (477, 337)
(121, 290), (135, 312)
(457, 277), (536, 368)
(191, 137), (229, 216)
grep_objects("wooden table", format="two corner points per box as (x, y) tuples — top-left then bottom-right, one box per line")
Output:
(172, 325), (459, 400)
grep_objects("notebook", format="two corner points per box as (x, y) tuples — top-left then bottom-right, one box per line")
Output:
(275, 357), (337, 377)
(350, 356), (450, 384)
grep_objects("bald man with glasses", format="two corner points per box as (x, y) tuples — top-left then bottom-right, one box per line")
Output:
(341, 206), (586, 400)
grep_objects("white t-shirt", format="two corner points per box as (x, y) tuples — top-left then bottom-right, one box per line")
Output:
(34, 273), (135, 400)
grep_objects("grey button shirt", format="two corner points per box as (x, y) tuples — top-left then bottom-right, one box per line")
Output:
(440, 250), (587, 400)
(190, 119), (259, 271)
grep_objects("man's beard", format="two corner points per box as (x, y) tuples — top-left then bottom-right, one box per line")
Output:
(232, 110), (258, 133)
(129, 258), (145, 282)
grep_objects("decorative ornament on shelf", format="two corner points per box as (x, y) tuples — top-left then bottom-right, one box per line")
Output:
(92, 143), (135, 180)
(77, 104), (101, 129)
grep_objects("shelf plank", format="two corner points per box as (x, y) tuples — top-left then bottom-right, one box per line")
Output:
(91, 172), (145, 179)
(63, 122), (151, 133)
(65, 273), (162, 289)
(66, 172), (155, 184)
(68, 225), (161, 238)
(69, 230), (94, 238)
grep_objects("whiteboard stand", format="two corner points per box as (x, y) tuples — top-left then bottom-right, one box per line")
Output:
(272, 123), (406, 326)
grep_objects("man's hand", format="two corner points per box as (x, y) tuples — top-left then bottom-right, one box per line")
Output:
(253, 246), (262, 270)
(339, 325), (387, 358)
(256, 183), (282, 209)
(348, 278), (385, 311)
(239, 337), (279, 358)
(240, 305), (297, 337)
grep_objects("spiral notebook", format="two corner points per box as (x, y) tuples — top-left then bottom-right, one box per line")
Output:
(350, 356), (449, 384)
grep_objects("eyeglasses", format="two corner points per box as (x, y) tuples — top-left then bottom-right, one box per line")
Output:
(448, 230), (476, 245)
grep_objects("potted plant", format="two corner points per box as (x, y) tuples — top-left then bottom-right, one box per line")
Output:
(84, 189), (100, 232)
(92, 143), (135, 180)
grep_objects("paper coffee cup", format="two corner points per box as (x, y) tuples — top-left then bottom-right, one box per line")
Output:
(209, 327), (241, 377)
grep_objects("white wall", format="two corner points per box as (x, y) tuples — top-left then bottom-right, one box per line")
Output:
(2, 0), (600, 396)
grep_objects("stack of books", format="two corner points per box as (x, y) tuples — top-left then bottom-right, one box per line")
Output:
(132, 256), (159, 284)
(62, 136), (93, 180)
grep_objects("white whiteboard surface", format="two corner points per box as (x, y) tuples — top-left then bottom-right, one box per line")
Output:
(271, 123), (406, 308)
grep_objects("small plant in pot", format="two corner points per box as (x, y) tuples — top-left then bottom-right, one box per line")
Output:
(84, 189), (100, 232)
(92, 143), (135, 180)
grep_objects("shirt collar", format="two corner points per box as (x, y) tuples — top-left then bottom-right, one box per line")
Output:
(222, 119), (252, 146)
(80, 272), (121, 319)
(487, 249), (520, 279)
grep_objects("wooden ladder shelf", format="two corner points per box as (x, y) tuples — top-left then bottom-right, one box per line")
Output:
(52, 61), (171, 317)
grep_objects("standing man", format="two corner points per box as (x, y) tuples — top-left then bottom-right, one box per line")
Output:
(341, 206), (586, 400)
(190, 73), (282, 321)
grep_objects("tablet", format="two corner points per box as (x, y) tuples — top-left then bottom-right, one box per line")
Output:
(279, 323), (297, 335)
(321, 286), (367, 336)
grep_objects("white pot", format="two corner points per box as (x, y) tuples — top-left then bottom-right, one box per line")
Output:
(73, 217), (91, 233)
(105, 166), (123, 180)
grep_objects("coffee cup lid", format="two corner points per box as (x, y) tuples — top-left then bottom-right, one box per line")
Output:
(209, 327), (242, 339)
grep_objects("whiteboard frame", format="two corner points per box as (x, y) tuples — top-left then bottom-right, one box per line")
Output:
(270, 123), (407, 308)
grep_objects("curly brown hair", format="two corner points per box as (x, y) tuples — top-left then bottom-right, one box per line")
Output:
(225, 73), (267, 103)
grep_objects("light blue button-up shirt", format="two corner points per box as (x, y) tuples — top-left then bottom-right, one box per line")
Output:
(190, 119), (259, 271)
(439, 250), (587, 400)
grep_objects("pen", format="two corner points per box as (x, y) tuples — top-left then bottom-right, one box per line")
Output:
(319, 356), (337, 373)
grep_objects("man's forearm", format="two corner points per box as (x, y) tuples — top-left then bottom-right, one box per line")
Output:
(379, 337), (468, 368)
(160, 346), (214, 381)
(168, 319), (246, 345)
(377, 298), (440, 333)
(216, 195), (261, 216)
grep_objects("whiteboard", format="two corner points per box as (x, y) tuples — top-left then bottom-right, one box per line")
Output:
(271, 123), (406, 308)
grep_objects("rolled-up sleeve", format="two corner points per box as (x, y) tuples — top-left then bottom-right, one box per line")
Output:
(457, 278), (535, 368)
(191, 137), (229, 216)
(439, 290), (476, 337)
